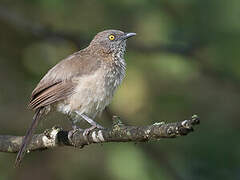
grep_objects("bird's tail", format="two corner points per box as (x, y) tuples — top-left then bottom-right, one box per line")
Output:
(15, 108), (43, 167)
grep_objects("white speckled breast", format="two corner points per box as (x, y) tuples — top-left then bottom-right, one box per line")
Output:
(56, 59), (126, 119)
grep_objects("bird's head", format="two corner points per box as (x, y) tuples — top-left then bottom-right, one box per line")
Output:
(89, 29), (136, 57)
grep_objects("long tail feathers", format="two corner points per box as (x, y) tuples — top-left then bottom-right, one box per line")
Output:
(15, 108), (43, 167)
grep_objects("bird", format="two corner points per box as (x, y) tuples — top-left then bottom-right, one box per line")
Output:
(15, 29), (136, 167)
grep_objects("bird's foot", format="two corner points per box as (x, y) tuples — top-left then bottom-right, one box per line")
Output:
(83, 124), (104, 136)
(68, 126), (83, 146)
(83, 124), (105, 144)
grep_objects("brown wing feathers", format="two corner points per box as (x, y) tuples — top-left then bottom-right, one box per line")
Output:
(28, 81), (76, 110)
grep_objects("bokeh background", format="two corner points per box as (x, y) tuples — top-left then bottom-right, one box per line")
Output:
(0, 0), (239, 179)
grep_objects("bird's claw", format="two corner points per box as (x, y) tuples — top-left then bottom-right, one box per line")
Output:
(83, 125), (105, 143)
(83, 124), (104, 136)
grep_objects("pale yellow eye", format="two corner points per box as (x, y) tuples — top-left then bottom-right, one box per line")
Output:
(108, 35), (115, 41)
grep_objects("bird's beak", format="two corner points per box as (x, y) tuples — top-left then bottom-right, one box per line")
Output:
(122, 32), (136, 40)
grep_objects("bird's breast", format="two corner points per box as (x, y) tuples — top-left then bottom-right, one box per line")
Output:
(56, 63), (125, 118)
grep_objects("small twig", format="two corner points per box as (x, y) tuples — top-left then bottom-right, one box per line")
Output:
(0, 115), (199, 153)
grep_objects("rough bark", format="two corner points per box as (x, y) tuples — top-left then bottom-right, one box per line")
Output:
(0, 115), (199, 153)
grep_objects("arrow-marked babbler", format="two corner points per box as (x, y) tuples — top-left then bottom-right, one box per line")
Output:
(15, 29), (136, 167)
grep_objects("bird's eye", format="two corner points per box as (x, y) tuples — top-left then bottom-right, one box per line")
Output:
(108, 35), (115, 41)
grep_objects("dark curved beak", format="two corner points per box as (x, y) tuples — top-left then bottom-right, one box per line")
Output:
(122, 32), (136, 40)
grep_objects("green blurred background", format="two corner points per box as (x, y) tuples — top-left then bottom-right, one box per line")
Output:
(0, 0), (239, 179)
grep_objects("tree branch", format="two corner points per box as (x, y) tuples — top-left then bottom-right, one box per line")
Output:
(0, 115), (199, 153)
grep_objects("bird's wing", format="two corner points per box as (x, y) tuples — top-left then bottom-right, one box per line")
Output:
(28, 51), (102, 110)
(28, 81), (75, 110)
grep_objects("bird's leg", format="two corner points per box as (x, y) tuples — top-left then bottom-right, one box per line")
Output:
(72, 112), (105, 143)
(80, 114), (104, 129)
(76, 113), (104, 137)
